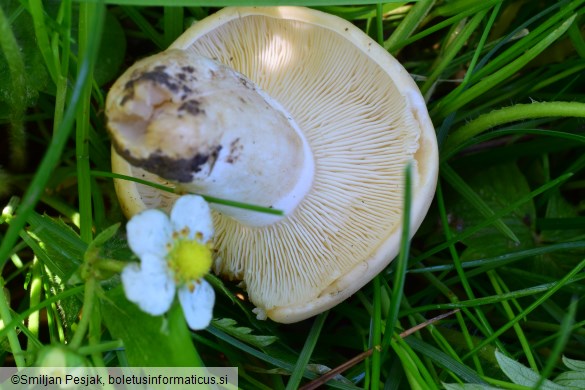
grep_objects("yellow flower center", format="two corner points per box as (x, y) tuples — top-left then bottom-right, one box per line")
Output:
(167, 238), (213, 285)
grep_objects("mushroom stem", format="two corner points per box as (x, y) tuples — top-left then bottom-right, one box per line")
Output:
(106, 49), (314, 226)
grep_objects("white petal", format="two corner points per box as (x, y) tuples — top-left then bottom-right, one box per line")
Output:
(121, 255), (176, 316)
(178, 280), (215, 330)
(170, 195), (214, 242)
(126, 209), (172, 258)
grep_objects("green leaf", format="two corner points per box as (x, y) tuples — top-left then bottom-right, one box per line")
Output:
(21, 225), (82, 339)
(555, 370), (585, 389)
(101, 286), (202, 367)
(447, 162), (535, 262)
(563, 356), (585, 372)
(495, 351), (565, 389)
(88, 223), (120, 251)
(82, 223), (122, 281)
(25, 212), (86, 280)
(211, 318), (277, 348)
(555, 357), (585, 389)
(442, 164), (519, 243)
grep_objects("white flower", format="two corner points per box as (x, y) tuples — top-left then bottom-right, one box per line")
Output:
(121, 195), (215, 330)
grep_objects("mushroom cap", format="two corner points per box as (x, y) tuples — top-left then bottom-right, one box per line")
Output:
(111, 6), (438, 323)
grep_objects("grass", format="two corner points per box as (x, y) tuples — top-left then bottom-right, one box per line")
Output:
(1, 0), (585, 388)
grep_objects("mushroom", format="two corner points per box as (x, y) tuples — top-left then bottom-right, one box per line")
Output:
(107, 6), (438, 323)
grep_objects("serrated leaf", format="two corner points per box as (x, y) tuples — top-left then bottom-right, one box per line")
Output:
(554, 370), (585, 389)
(26, 212), (86, 280)
(563, 356), (585, 372)
(89, 223), (120, 249)
(495, 351), (565, 389)
(83, 223), (123, 280)
(212, 318), (277, 348)
(553, 356), (585, 389)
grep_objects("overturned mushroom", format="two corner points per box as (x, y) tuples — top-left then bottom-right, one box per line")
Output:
(107, 6), (439, 323)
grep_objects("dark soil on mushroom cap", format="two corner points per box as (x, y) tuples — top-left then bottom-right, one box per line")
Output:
(114, 142), (222, 183)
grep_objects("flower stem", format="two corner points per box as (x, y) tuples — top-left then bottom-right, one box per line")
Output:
(77, 340), (123, 356)
(0, 277), (26, 367)
(89, 294), (105, 367)
(69, 277), (97, 350)
(169, 303), (206, 366)
(444, 101), (585, 157)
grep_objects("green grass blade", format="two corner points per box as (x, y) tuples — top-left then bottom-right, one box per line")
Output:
(369, 275), (383, 390)
(393, 0), (500, 52)
(28, 0), (59, 83)
(411, 240), (585, 274)
(487, 271), (538, 371)
(567, 19), (585, 58)
(392, 337), (439, 390)
(90, 170), (285, 216)
(463, 259), (585, 360)
(402, 272), (585, 315)
(164, 6), (184, 47)
(77, 3), (105, 243)
(406, 337), (486, 384)
(457, 2), (501, 90)
(442, 127), (585, 162)
(381, 163), (412, 350)
(285, 312), (327, 390)
(421, 10), (488, 96)
(121, 6), (166, 49)
(533, 297), (578, 389)
(385, 0), (435, 54)
(436, 14), (576, 117)
(435, 180), (489, 372)
(468, 0), (572, 83)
